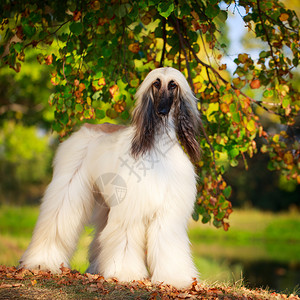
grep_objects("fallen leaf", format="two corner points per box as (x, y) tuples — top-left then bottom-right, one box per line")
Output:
(31, 279), (37, 286)
(0, 284), (12, 288)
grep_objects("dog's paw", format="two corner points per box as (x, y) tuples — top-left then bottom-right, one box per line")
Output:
(18, 260), (68, 274)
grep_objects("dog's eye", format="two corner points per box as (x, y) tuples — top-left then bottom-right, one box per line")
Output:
(153, 79), (161, 89)
(168, 81), (177, 90)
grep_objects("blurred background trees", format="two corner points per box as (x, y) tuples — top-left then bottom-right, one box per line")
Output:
(0, 0), (299, 222)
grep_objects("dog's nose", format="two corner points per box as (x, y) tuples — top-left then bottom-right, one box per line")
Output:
(157, 107), (170, 116)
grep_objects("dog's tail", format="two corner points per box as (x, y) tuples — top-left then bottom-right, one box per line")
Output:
(19, 126), (96, 272)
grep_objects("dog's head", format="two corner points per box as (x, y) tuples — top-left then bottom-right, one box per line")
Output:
(131, 67), (200, 162)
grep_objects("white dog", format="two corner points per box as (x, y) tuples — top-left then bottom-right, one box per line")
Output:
(20, 67), (200, 289)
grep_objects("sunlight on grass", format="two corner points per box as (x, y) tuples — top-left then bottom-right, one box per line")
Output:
(70, 227), (94, 273)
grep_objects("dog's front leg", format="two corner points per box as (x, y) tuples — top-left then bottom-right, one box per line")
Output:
(147, 209), (198, 289)
(90, 213), (149, 282)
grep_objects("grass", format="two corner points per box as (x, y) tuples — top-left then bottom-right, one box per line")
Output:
(0, 205), (300, 293)
(189, 209), (300, 265)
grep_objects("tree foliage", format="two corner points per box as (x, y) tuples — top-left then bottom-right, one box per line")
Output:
(0, 0), (299, 229)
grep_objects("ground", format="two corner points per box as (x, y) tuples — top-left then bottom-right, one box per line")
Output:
(0, 265), (299, 300)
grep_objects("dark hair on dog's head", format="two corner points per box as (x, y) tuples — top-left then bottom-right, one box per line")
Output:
(131, 67), (200, 163)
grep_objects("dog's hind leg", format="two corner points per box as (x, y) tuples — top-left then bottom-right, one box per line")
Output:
(19, 127), (96, 272)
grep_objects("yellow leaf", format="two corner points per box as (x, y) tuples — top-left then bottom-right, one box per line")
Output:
(128, 43), (140, 53)
(273, 134), (280, 143)
(222, 93), (233, 104)
(128, 31), (134, 39)
(87, 97), (92, 106)
(98, 77), (106, 86)
(220, 103), (229, 113)
(283, 152), (293, 165)
(193, 82), (202, 93)
(238, 53), (248, 63)
(31, 280), (37, 286)
(232, 77), (240, 86)
(206, 103), (219, 122)
(246, 119), (256, 132)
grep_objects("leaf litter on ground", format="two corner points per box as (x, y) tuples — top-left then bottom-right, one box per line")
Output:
(0, 264), (299, 299)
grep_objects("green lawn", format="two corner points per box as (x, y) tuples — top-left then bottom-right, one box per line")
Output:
(1, 205), (300, 285)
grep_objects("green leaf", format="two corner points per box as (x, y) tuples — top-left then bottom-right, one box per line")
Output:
(158, 2), (175, 18)
(259, 51), (268, 58)
(292, 57), (298, 67)
(229, 103), (236, 113)
(102, 47), (112, 58)
(69, 22), (83, 36)
(23, 24), (36, 38)
(59, 33), (69, 42)
(60, 112), (69, 125)
(129, 3), (139, 19)
(115, 4), (130, 18)
(282, 98), (290, 108)
(192, 210), (199, 221)
(213, 219), (222, 228)
(218, 10), (228, 23)
(205, 5), (220, 19)
(229, 148), (239, 159)
(221, 200), (229, 209)
(13, 43), (22, 53)
(52, 121), (63, 132)
(39, 31), (48, 40)
(29, 12), (41, 23)
(202, 213), (211, 224)
(96, 108), (105, 119)
(66, 40), (74, 52)
(232, 112), (241, 123)
(216, 211), (226, 220)
(263, 89), (274, 98)
(92, 91), (101, 100)
(267, 161), (276, 171)
(75, 104), (83, 113)
(121, 110), (130, 120)
(223, 186), (232, 198)
(230, 159), (239, 167)
(63, 64), (72, 76)
(84, 110), (91, 118)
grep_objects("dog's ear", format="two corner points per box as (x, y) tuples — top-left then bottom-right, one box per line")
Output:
(131, 92), (158, 159)
(176, 98), (200, 163)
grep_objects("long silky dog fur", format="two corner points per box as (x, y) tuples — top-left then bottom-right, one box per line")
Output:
(19, 67), (200, 289)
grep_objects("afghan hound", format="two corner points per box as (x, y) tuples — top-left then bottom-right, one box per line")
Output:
(19, 67), (200, 289)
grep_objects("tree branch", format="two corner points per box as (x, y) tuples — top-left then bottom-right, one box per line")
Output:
(256, 0), (280, 80)
(181, 31), (285, 117)
(159, 18), (167, 67)
(170, 16), (219, 169)
(171, 17), (194, 92)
